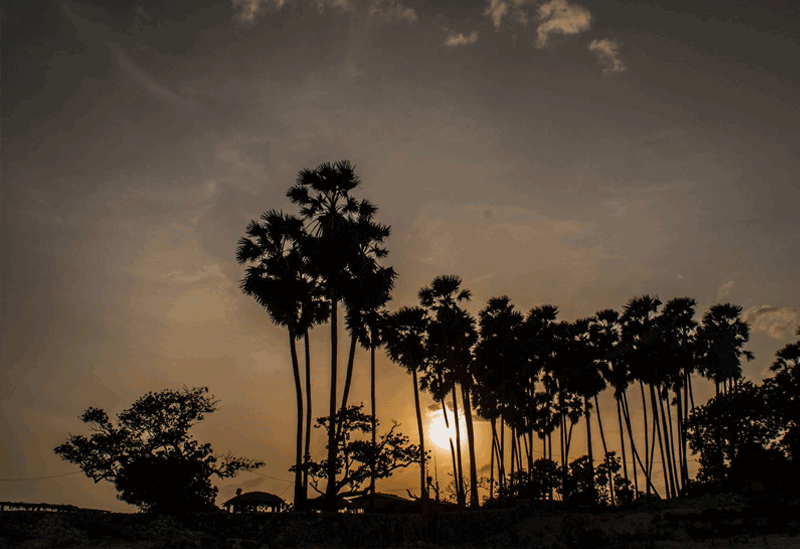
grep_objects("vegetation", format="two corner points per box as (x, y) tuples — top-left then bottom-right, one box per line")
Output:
(231, 158), (799, 512)
(54, 387), (263, 514)
(292, 404), (424, 504)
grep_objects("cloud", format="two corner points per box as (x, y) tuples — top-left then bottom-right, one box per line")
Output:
(484, 0), (510, 29)
(232, 0), (415, 23)
(231, 0), (286, 23)
(588, 38), (626, 74)
(162, 265), (226, 284)
(535, 0), (592, 48)
(717, 280), (735, 302)
(484, 0), (531, 30)
(444, 30), (479, 47)
(368, 0), (417, 22)
(743, 306), (800, 340)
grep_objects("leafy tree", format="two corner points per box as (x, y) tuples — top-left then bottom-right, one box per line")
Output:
(685, 381), (780, 488)
(54, 387), (263, 514)
(594, 451), (634, 506)
(295, 404), (425, 504)
(764, 327), (800, 464)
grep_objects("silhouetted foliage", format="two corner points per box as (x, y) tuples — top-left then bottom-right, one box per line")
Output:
(54, 387), (264, 514)
(294, 404), (425, 504)
(685, 381), (780, 490)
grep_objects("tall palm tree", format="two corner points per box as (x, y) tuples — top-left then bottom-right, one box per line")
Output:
(286, 160), (378, 510)
(236, 210), (319, 509)
(621, 294), (663, 498)
(474, 296), (525, 500)
(381, 306), (430, 508)
(655, 297), (698, 494)
(418, 275), (478, 507)
(339, 208), (395, 421)
(697, 303), (754, 396)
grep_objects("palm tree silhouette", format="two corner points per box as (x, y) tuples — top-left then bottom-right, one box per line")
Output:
(697, 303), (754, 396)
(236, 210), (322, 509)
(287, 160), (383, 510)
(381, 306), (431, 508)
(418, 275), (478, 507)
(474, 296), (525, 500)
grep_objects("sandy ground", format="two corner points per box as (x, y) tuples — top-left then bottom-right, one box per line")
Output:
(2, 494), (799, 548)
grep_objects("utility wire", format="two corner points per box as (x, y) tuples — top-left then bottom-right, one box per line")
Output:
(0, 472), (83, 482)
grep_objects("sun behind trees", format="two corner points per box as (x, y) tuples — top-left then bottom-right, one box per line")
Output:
(236, 159), (799, 513)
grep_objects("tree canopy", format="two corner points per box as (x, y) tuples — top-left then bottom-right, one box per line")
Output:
(54, 387), (264, 514)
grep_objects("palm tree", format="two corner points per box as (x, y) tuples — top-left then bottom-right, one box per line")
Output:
(418, 275), (478, 507)
(697, 303), (754, 396)
(655, 297), (698, 494)
(286, 160), (380, 510)
(236, 210), (318, 509)
(339, 208), (395, 422)
(474, 296), (525, 500)
(381, 306), (430, 508)
(620, 295), (663, 498)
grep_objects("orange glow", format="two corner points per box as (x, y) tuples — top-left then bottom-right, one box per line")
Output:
(427, 409), (468, 451)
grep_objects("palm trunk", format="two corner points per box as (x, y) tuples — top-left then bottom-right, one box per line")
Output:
(639, 381), (650, 498)
(584, 395), (596, 503)
(652, 385), (674, 499)
(489, 418), (497, 501)
(452, 387), (465, 506)
(411, 368), (428, 509)
(594, 394), (609, 458)
(500, 418), (506, 492)
(461, 385), (479, 508)
(303, 329), (313, 508)
(441, 399), (460, 505)
(369, 327), (377, 508)
(324, 294), (339, 510)
(289, 329), (305, 510)
(616, 398), (630, 493)
(339, 331), (359, 424)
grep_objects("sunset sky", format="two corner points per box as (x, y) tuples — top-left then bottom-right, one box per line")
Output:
(2, 0), (799, 511)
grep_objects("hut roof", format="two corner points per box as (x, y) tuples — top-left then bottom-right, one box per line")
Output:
(223, 491), (285, 507)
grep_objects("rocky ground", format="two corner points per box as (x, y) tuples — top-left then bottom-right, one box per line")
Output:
(1, 494), (798, 548)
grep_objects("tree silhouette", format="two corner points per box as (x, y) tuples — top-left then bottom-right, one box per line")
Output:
(236, 209), (324, 509)
(287, 160), (389, 510)
(697, 303), (754, 396)
(381, 306), (431, 508)
(418, 275), (479, 507)
(54, 387), (263, 514)
(295, 404), (424, 504)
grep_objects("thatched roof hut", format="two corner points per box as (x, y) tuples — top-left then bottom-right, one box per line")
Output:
(223, 490), (286, 513)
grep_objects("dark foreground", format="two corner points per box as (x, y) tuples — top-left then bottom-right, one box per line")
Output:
(1, 494), (798, 548)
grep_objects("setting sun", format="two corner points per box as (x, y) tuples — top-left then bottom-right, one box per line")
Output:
(428, 409), (469, 451)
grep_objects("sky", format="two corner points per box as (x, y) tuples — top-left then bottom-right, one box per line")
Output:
(2, 0), (799, 511)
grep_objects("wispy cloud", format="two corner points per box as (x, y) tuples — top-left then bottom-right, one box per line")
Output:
(162, 265), (226, 284)
(232, 0), (286, 23)
(588, 38), (626, 73)
(717, 280), (735, 302)
(535, 0), (591, 48)
(484, 0), (531, 30)
(368, 0), (417, 23)
(743, 306), (800, 340)
(485, 0), (510, 29)
(444, 30), (479, 47)
(232, 0), (415, 23)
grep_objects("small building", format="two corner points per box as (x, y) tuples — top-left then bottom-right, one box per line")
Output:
(223, 489), (286, 513)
